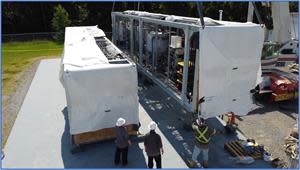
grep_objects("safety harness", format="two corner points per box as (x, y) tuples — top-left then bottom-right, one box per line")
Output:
(195, 126), (210, 144)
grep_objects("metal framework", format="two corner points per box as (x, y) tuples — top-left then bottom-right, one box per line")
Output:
(111, 11), (212, 112)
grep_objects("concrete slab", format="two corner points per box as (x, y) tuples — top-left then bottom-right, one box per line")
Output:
(137, 80), (272, 168)
(3, 59), (272, 168)
(2, 59), (187, 168)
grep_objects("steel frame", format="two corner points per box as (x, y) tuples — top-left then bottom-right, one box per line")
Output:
(111, 12), (201, 112)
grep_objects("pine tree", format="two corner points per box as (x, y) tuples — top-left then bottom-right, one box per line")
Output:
(51, 4), (71, 43)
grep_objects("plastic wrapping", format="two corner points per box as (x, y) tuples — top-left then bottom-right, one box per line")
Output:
(198, 25), (265, 118)
(60, 26), (139, 135)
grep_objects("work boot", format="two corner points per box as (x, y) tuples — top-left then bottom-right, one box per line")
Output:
(203, 161), (208, 168)
(1, 150), (4, 160)
(187, 160), (197, 168)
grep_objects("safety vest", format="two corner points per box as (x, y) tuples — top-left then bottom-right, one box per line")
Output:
(195, 126), (210, 144)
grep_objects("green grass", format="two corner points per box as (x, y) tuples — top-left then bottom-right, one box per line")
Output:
(2, 40), (63, 96)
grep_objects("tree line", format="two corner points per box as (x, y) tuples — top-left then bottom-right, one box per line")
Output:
(2, 2), (299, 34)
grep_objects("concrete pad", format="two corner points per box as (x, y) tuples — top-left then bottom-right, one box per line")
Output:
(3, 59), (187, 168)
(137, 82), (272, 168)
(3, 59), (272, 168)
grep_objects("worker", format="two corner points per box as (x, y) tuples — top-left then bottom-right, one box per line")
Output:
(285, 122), (298, 169)
(189, 118), (220, 168)
(227, 112), (237, 125)
(144, 121), (164, 169)
(114, 117), (131, 166)
(224, 112), (238, 134)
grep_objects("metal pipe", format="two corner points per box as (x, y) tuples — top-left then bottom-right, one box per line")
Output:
(130, 19), (134, 58)
(138, 19), (143, 65)
(137, 64), (193, 112)
(111, 14), (116, 44)
(219, 10), (223, 21)
(154, 24), (158, 72)
(167, 26), (171, 79)
(112, 12), (200, 32)
(181, 28), (191, 101)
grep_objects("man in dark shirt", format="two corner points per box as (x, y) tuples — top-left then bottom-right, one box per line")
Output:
(190, 118), (217, 168)
(115, 117), (131, 166)
(144, 121), (164, 168)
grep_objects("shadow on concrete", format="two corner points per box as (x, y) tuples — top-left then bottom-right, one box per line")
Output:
(60, 107), (147, 168)
(244, 99), (298, 121)
(137, 76), (272, 168)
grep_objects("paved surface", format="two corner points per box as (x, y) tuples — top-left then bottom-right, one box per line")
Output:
(138, 76), (272, 168)
(2, 59), (186, 168)
(2, 60), (40, 147)
(3, 59), (272, 168)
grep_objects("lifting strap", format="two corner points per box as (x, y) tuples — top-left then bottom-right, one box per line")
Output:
(195, 126), (209, 144)
(196, 2), (205, 29)
(112, 1), (115, 12)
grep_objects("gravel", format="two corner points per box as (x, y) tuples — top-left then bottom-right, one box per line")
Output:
(235, 100), (298, 165)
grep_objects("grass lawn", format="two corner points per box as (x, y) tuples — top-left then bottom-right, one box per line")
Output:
(2, 40), (63, 96)
(2, 40), (63, 147)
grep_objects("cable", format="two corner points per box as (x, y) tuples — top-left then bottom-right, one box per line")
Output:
(252, 2), (263, 25)
(112, 1), (115, 12)
(196, 2), (205, 29)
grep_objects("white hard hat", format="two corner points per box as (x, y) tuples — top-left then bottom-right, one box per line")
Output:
(196, 118), (205, 125)
(148, 121), (157, 130)
(116, 117), (126, 127)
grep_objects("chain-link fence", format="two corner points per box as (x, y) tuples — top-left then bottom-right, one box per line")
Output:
(2, 32), (112, 42)
(2, 32), (57, 42)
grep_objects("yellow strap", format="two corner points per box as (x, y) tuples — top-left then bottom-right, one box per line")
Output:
(195, 126), (209, 143)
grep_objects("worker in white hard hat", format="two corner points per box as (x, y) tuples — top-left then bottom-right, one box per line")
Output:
(189, 118), (220, 168)
(144, 121), (164, 168)
(114, 117), (131, 166)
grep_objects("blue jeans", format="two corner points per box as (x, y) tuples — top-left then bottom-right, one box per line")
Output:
(192, 145), (209, 162)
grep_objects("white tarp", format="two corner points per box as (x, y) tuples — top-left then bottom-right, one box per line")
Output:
(271, 2), (291, 44)
(290, 13), (298, 40)
(198, 24), (264, 119)
(60, 26), (139, 135)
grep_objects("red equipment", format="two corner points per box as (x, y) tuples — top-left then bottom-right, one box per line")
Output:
(269, 70), (298, 102)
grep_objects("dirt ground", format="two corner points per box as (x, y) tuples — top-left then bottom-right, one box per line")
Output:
(235, 100), (298, 166)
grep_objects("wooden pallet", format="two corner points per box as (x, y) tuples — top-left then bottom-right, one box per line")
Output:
(72, 124), (138, 145)
(224, 140), (262, 160)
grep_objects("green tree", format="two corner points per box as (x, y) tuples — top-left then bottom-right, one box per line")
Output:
(78, 5), (89, 25)
(51, 4), (71, 43)
(290, 2), (299, 12)
(70, 3), (89, 26)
